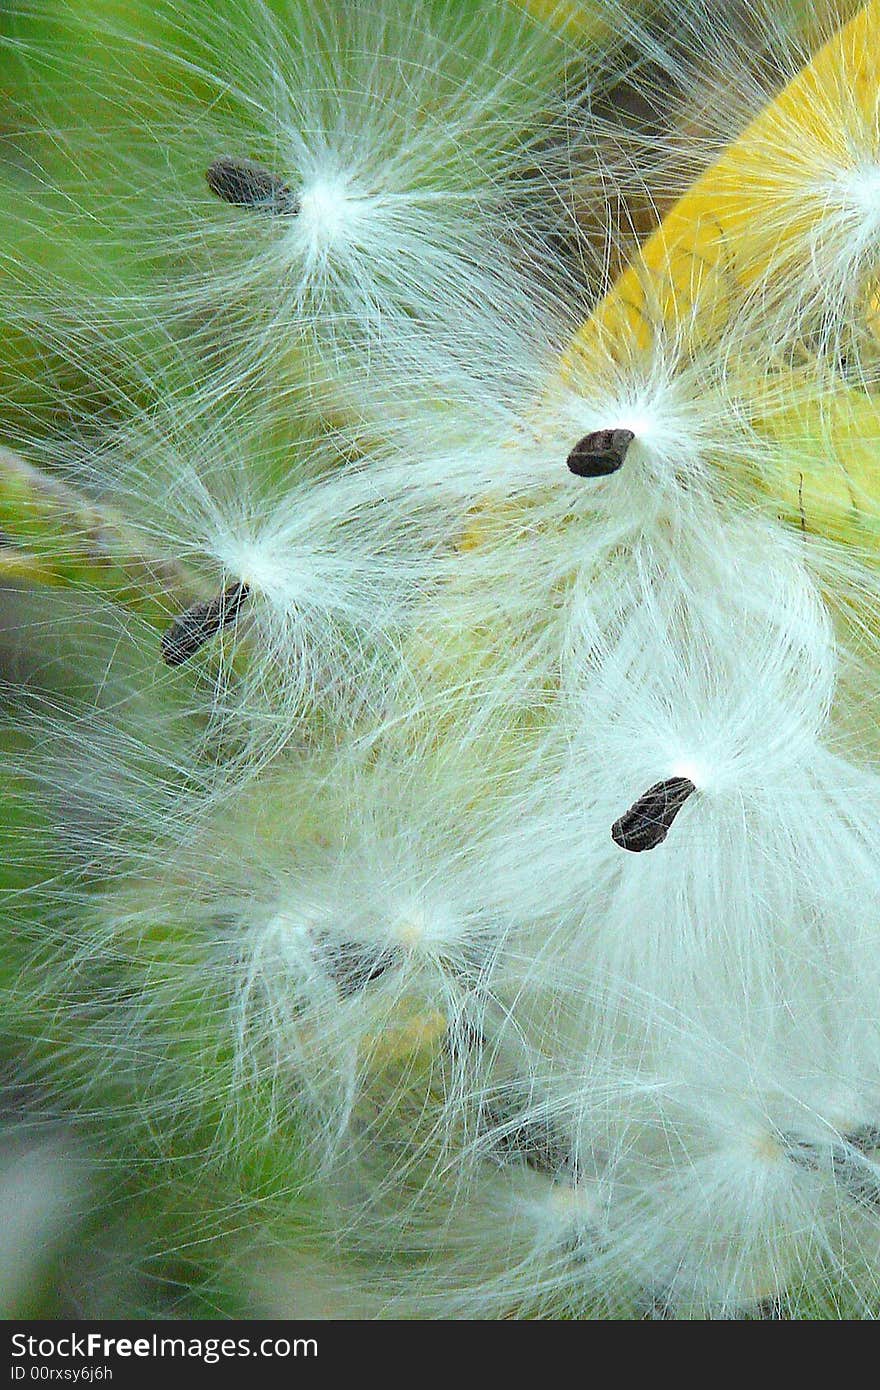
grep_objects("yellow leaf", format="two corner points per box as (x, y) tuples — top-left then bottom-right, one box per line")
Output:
(563, 0), (880, 382)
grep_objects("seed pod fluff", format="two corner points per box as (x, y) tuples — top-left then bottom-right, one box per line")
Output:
(3, 0), (880, 1321)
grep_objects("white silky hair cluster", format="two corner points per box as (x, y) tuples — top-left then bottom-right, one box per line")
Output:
(2, 0), (592, 407)
(5, 0), (880, 1320)
(596, 0), (880, 374)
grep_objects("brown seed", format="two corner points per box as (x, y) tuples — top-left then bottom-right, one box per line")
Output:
(787, 1131), (880, 1210)
(492, 1114), (576, 1177)
(317, 936), (398, 999)
(483, 1093), (577, 1178)
(206, 156), (299, 215)
(567, 427), (634, 478)
(848, 1124), (880, 1154)
(611, 775), (696, 853)
(161, 581), (250, 667)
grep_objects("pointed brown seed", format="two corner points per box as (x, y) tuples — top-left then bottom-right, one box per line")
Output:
(749, 1298), (788, 1320)
(847, 1124), (880, 1154)
(611, 775), (696, 853)
(316, 936), (398, 999)
(485, 1097), (577, 1178)
(161, 581), (250, 667)
(787, 1133), (880, 1210)
(493, 1116), (576, 1177)
(206, 156), (299, 215)
(567, 427), (634, 478)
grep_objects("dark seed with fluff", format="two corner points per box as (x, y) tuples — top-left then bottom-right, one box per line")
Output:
(611, 776), (696, 852)
(161, 582), (250, 667)
(206, 156), (299, 215)
(316, 936), (398, 999)
(567, 427), (634, 478)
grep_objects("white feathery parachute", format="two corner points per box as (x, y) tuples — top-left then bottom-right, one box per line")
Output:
(2, 0), (880, 1319)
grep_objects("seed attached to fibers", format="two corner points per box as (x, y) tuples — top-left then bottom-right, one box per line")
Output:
(206, 156), (299, 216)
(848, 1124), (880, 1154)
(786, 1132), (880, 1211)
(611, 776), (696, 853)
(161, 582), (250, 667)
(319, 937), (398, 999)
(492, 1115), (576, 1177)
(567, 427), (634, 478)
